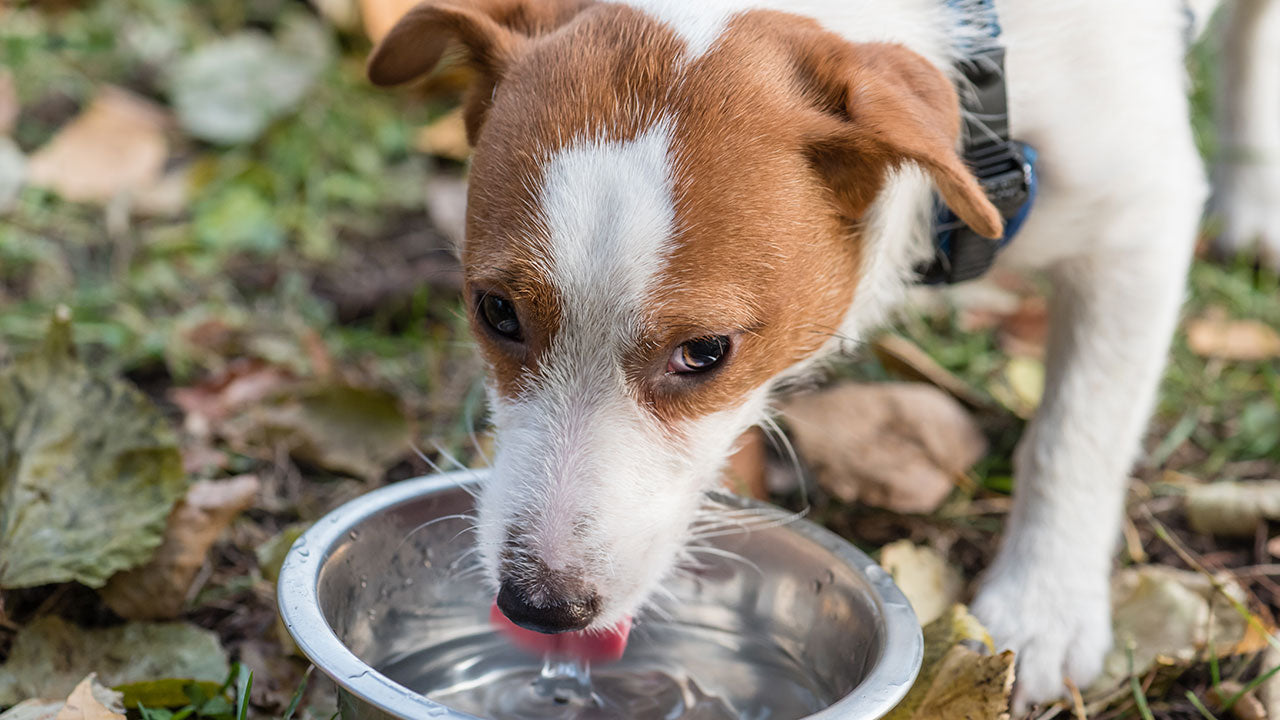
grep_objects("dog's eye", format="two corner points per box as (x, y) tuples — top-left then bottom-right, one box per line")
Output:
(479, 293), (522, 341)
(668, 336), (731, 374)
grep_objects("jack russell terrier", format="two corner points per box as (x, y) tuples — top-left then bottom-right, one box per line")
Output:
(367, 0), (1280, 708)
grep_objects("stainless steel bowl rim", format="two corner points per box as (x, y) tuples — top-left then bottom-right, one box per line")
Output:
(277, 471), (923, 720)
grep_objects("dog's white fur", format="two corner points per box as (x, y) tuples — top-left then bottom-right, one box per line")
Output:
(1213, 0), (1280, 265)
(465, 0), (1279, 709)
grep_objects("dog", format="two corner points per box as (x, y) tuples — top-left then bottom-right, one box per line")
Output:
(367, 0), (1280, 708)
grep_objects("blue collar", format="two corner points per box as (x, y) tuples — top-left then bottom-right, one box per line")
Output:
(918, 0), (1039, 285)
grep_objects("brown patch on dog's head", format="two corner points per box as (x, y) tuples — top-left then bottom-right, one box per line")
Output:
(368, 3), (999, 416)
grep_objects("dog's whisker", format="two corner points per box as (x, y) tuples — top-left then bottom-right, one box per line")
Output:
(759, 414), (809, 508)
(462, 401), (494, 468)
(684, 544), (765, 578)
(393, 513), (477, 555)
(410, 442), (481, 500)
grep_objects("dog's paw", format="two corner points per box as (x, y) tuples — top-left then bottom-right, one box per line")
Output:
(971, 566), (1113, 712)
(1212, 160), (1280, 269)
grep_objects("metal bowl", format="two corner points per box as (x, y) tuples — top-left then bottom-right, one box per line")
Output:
(278, 471), (922, 719)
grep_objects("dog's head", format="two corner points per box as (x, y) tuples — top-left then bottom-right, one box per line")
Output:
(370, 0), (999, 633)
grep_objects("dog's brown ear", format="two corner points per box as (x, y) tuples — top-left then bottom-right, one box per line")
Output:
(367, 0), (591, 86)
(792, 32), (1003, 239)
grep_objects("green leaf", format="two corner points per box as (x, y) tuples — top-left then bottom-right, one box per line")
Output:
(0, 617), (228, 706)
(168, 14), (332, 145)
(233, 665), (253, 720)
(115, 680), (223, 709)
(0, 310), (186, 589)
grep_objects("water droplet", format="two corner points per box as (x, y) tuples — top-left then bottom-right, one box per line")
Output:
(403, 578), (414, 587)
(296, 548), (310, 557)
(349, 530), (360, 540)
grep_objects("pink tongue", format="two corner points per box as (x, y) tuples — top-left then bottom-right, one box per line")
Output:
(489, 602), (631, 663)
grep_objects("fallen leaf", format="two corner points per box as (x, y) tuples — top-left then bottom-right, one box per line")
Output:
(132, 165), (191, 218)
(1209, 681), (1266, 720)
(415, 107), (470, 162)
(989, 355), (1044, 419)
(424, 174), (469, 249)
(227, 384), (413, 480)
(0, 69), (17, 135)
(256, 522), (310, 584)
(871, 334), (991, 411)
(0, 676), (123, 720)
(0, 617), (227, 706)
(912, 646), (1014, 720)
(113, 680), (221, 709)
(884, 605), (1005, 720)
(26, 87), (168, 204)
(0, 309), (186, 589)
(169, 14), (332, 145)
(880, 540), (964, 626)
(1186, 316), (1280, 361)
(170, 359), (295, 438)
(0, 136), (25, 214)
(780, 382), (986, 514)
(0, 700), (63, 720)
(101, 475), (261, 619)
(55, 675), (124, 720)
(1187, 480), (1280, 537)
(1094, 565), (1261, 690)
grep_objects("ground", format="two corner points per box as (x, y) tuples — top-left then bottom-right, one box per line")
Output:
(0, 2), (1278, 719)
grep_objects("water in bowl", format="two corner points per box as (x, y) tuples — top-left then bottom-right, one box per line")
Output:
(377, 617), (833, 720)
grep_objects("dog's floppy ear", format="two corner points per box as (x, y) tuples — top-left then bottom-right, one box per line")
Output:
(367, 0), (592, 85)
(795, 35), (1003, 239)
(367, 0), (592, 141)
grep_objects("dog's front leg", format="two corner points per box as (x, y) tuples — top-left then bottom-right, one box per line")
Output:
(971, 232), (1197, 708)
(1211, 0), (1280, 267)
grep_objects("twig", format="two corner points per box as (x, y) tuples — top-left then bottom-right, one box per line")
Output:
(1064, 677), (1089, 720)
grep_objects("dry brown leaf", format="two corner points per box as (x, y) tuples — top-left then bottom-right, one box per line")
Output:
(0, 699), (64, 720)
(781, 382), (986, 514)
(1095, 565), (1263, 690)
(989, 356), (1044, 419)
(226, 384), (412, 480)
(884, 605), (1000, 720)
(871, 335), (991, 411)
(0, 69), (17, 136)
(170, 359), (295, 438)
(879, 541), (964, 626)
(100, 476), (260, 619)
(1210, 681), (1267, 720)
(27, 87), (168, 204)
(55, 676), (123, 720)
(912, 646), (1014, 720)
(415, 107), (470, 161)
(1186, 480), (1280, 537)
(1186, 316), (1280, 361)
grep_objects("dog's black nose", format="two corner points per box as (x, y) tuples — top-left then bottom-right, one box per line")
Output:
(496, 580), (600, 634)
